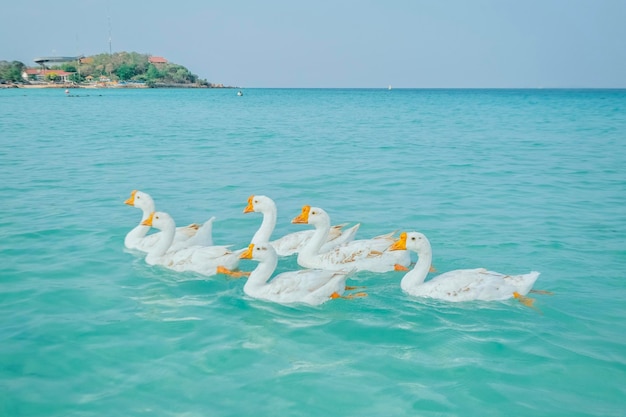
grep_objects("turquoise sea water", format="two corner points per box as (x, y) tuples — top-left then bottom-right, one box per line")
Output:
(1, 88), (625, 416)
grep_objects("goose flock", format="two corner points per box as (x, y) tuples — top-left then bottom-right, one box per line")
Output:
(124, 190), (542, 307)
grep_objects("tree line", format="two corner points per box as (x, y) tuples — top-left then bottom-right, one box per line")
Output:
(1, 52), (211, 86)
(0, 61), (26, 83)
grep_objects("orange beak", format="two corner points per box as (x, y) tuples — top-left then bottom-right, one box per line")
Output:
(141, 212), (155, 227)
(240, 243), (254, 259)
(124, 190), (137, 206)
(243, 195), (255, 213)
(389, 232), (407, 251)
(292, 205), (311, 224)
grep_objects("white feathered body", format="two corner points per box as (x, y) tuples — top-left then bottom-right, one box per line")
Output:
(293, 206), (410, 272)
(142, 211), (240, 276)
(124, 190), (213, 252)
(391, 231), (540, 302)
(242, 243), (353, 305)
(245, 195), (359, 256)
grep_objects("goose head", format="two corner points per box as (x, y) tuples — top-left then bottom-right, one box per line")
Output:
(141, 211), (175, 231)
(240, 243), (278, 262)
(390, 231), (429, 253)
(291, 205), (330, 227)
(125, 190), (156, 212)
(244, 195), (276, 214)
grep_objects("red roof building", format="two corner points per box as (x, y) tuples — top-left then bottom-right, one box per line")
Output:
(22, 68), (72, 82)
(148, 56), (168, 64)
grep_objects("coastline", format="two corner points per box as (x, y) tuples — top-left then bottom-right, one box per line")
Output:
(1, 82), (233, 89)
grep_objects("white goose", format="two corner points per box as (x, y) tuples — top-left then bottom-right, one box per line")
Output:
(141, 211), (241, 276)
(240, 243), (361, 305)
(124, 190), (213, 252)
(292, 205), (411, 272)
(390, 231), (540, 305)
(245, 195), (360, 256)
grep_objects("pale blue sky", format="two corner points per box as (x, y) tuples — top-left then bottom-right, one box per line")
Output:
(2, 0), (625, 88)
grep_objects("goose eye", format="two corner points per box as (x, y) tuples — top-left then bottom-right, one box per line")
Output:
(410, 236), (415, 241)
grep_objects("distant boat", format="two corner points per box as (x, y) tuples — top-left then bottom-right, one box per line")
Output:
(237, 90), (243, 96)
(388, 85), (392, 90)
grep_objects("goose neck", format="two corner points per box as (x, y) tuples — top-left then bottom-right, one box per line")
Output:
(401, 244), (433, 292)
(251, 207), (277, 244)
(244, 257), (277, 293)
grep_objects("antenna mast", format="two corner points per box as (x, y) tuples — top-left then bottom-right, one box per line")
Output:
(108, 14), (112, 55)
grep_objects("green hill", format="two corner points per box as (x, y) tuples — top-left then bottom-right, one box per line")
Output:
(2, 52), (223, 88)
(77, 52), (211, 87)
(78, 52), (209, 86)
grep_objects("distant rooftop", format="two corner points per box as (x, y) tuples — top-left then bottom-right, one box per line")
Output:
(149, 56), (168, 64)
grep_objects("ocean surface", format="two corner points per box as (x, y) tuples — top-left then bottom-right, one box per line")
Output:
(1, 87), (625, 417)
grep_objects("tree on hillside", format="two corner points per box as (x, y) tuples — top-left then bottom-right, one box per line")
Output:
(69, 73), (85, 83)
(0, 60), (26, 82)
(145, 64), (162, 80)
(61, 63), (77, 72)
(115, 63), (136, 80)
